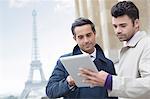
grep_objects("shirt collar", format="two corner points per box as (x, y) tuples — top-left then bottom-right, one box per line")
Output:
(124, 31), (146, 47)
(90, 48), (96, 58)
(81, 48), (96, 60)
(73, 44), (107, 63)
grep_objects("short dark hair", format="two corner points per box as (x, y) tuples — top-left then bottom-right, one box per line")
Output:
(71, 17), (96, 35)
(111, 1), (139, 23)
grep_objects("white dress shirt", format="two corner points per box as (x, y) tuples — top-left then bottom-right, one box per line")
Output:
(81, 48), (96, 61)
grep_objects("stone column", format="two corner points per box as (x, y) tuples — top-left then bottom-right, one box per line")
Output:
(99, 0), (110, 57)
(78, 0), (88, 17)
(87, 0), (95, 20)
(74, 0), (80, 18)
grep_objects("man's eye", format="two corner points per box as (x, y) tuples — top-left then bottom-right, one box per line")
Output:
(121, 25), (126, 27)
(78, 36), (83, 39)
(120, 24), (127, 27)
(87, 34), (91, 37)
(113, 25), (117, 28)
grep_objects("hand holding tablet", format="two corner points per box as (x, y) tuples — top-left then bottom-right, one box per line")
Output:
(60, 54), (98, 87)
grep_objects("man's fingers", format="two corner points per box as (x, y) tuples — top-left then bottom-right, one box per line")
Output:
(79, 68), (96, 77)
(80, 72), (98, 83)
(83, 79), (99, 86)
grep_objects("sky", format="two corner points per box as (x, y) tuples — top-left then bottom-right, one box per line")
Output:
(0, 0), (76, 95)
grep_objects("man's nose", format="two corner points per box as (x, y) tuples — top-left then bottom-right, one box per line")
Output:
(116, 27), (122, 34)
(84, 37), (89, 42)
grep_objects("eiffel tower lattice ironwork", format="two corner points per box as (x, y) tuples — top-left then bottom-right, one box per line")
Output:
(19, 9), (47, 99)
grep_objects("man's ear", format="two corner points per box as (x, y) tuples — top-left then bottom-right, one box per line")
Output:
(134, 19), (140, 29)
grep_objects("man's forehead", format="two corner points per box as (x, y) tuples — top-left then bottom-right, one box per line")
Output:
(112, 16), (131, 24)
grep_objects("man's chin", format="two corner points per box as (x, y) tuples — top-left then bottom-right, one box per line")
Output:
(84, 48), (93, 53)
(119, 38), (126, 42)
(119, 40), (124, 42)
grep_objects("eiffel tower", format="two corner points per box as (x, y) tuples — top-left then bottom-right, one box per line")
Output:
(19, 9), (47, 99)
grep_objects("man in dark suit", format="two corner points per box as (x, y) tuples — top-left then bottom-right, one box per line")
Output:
(46, 17), (117, 99)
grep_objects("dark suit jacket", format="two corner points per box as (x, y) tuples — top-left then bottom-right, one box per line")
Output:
(46, 44), (117, 99)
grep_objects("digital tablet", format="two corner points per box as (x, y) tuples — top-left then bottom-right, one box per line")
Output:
(60, 54), (98, 87)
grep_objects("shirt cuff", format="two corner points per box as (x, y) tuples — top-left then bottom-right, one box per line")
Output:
(104, 74), (112, 90)
(67, 82), (76, 91)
